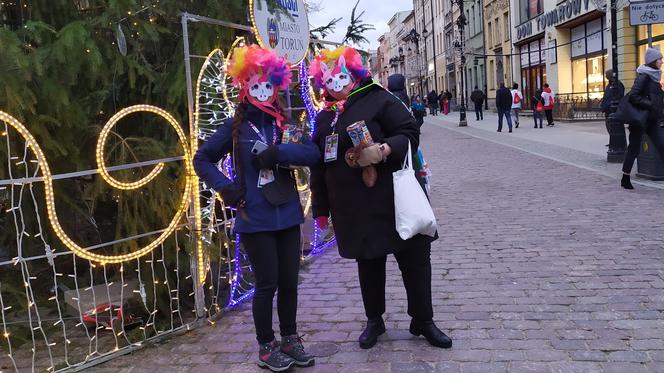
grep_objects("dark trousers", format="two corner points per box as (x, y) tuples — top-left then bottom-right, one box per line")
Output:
(357, 245), (434, 322)
(622, 124), (664, 174)
(242, 225), (301, 343)
(497, 109), (513, 131)
(545, 109), (554, 125)
(474, 103), (483, 120)
(429, 103), (438, 116)
(534, 111), (543, 127)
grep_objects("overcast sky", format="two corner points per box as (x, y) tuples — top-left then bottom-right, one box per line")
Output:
(307, 0), (413, 50)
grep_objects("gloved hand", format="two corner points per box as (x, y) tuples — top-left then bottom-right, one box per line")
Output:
(252, 145), (280, 170)
(357, 144), (384, 167)
(219, 183), (245, 209)
(315, 216), (329, 230)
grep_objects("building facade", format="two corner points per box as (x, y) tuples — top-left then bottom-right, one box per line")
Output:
(387, 10), (411, 78)
(376, 34), (390, 87)
(615, 10), (664, 91)
(510, 0), (606, 110)
(485, 0), (513, 108)
(463, 0), (486, 107)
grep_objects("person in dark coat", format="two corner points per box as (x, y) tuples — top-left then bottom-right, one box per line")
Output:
(309, 47), (452, 350)
(387, 73), (411, 108)
(470, 86), (485, 120)
(532, 88), (545, 129)
(426, 90), (439, 115)
(193, 45), (320, 371)
(411, 95), (426, 127)
(495, 83), (513, 132)
(600, 69), (625, 146)
(621, 48), (664, 189)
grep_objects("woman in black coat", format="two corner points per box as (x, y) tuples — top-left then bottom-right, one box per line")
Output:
(309, 47), (451, 350)
(622, 47), (664, 189)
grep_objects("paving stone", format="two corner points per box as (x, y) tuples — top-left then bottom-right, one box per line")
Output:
(83, 115), (664, 373)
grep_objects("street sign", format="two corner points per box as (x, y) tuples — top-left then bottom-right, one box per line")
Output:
(629, 0), (664, 26)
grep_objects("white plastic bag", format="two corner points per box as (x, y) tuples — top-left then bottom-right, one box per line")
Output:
(393, 141), (438, 240)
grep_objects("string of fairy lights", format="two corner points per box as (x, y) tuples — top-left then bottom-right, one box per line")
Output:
(0, 22), (338, 373)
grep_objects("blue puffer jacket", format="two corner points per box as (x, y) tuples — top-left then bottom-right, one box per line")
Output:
(193, 104), (321, 233)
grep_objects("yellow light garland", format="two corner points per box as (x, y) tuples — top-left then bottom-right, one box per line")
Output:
(0, 106), (193, 264)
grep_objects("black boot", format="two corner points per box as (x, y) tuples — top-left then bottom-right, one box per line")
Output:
(409, 320), (452, 349)
(358, 317), (386, 349)
(621, 174), (634, 190)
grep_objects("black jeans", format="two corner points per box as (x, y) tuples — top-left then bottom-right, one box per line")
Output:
(533, 111), (543, 127)
(474, 103), (483, 120)
(622, 124), (664, 174)
(545, 109), (554, 125)
(241, 225), (301, 343)
(357, 244), (434, 322)
(429, 104), (438, 116)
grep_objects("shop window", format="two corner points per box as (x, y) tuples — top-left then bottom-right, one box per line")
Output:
(637, 24), (664, 40)
(572, 59), (587, 96)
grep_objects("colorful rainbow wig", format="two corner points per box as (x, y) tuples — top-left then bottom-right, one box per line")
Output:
(309, 46), (370, 89)
(227, 44), (292, 90)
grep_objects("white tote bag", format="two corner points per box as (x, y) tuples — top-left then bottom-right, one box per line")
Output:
(393, 141), (438, 240)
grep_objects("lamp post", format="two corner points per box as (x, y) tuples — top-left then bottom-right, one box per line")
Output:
(407, 28), (425, 97)
(451, 0), (468, 126)
(606, 0), (626, 162)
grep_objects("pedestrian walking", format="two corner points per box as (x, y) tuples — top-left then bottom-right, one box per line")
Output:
(495, 83), (513, 132)
(542, 83), (556, 126)
(443, 90), (452, 115)
(600, 69), (625, 146)
(470, 86), (485, 120)
(309, 46), (452, 351)
(438, 90), (446, 114)
(620, 48), (664, 190)
(427, 90), (439, 116)
(411, 95), (426, 127)
(193, 45), (320, 372)
(387, 73), (410, 108)
(511, 83), (523, 128)
(533, 88), (545, 129)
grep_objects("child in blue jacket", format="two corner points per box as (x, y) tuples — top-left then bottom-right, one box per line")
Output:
(193, 45), (320, 372)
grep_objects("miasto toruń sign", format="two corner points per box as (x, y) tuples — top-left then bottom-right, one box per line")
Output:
(516, 0), (593, 42)
(250, 0), (310, 65)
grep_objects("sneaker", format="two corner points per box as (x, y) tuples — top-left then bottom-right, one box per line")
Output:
(281, 335), (315, 367)
(258, 340), (295, 372)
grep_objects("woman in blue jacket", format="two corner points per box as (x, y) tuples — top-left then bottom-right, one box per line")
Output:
(193, 45), (320, 372)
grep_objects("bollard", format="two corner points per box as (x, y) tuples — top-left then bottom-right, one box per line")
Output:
(606, 111), (626, 163)
(636, 126), (664, 180)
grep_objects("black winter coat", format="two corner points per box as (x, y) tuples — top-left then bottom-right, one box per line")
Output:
(629, 73), (664, 126)
(495, 87), (513, 111)
(311, 80), (437, 260)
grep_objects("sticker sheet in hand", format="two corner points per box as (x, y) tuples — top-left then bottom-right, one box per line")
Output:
(282, 124), (305, 144)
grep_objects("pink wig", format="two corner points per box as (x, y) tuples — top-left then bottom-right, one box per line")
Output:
(309, 46), (370, 89)
(227, 44), (292, 90)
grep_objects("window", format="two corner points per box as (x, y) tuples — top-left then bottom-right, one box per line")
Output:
(487, 22), (492, 46)
(495, 18), (501, 46)
(489, 60), (495, 90)
(504, 13), (509, 42)
(570, 18), (608, 99)
(519, 0), (543, 23)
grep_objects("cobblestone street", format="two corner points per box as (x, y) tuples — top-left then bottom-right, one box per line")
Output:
(91, 117), (664, 373)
